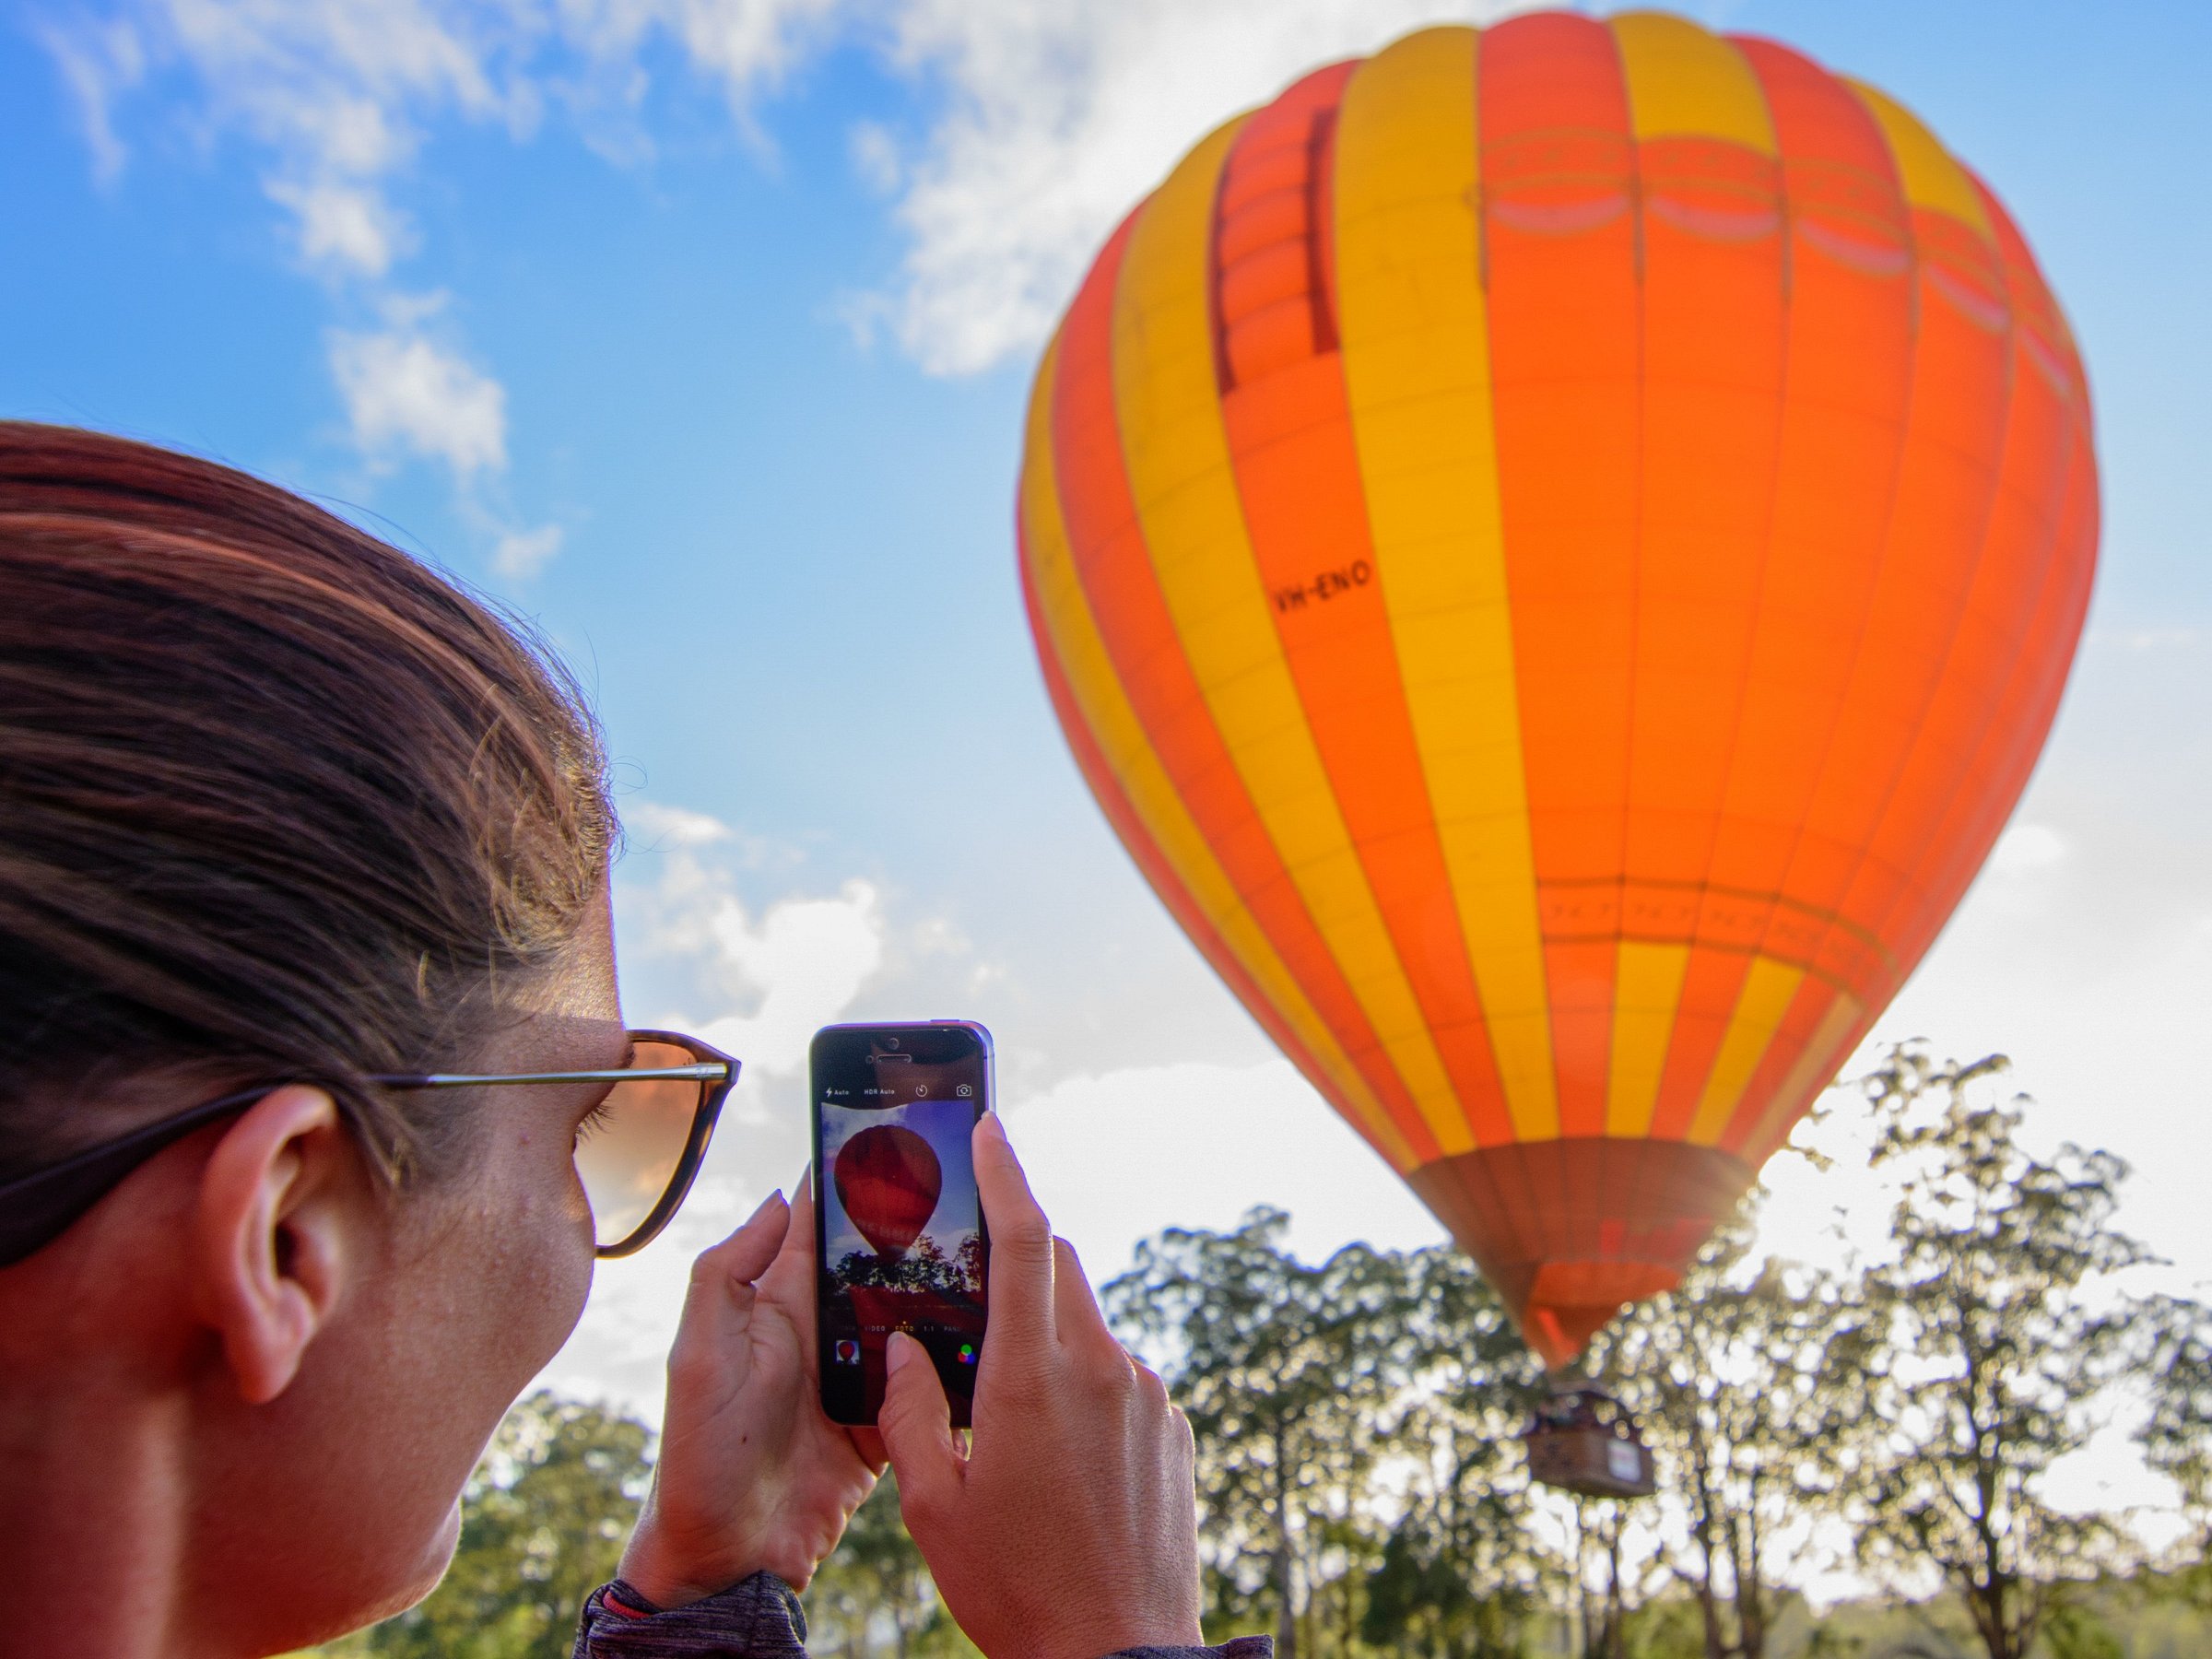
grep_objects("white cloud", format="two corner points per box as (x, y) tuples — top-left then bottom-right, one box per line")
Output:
(689, 883), (886, 1075)
(57, 0), (828, 265)
(620, 817), (887, 1078)
(266, 177), (413, 274)
(578, 0), (838, 110)
(491, 521), (563, 579)
(1002, 1058), (1441, 1289)
(847, 116), (900, 194)
(54, 2), (1543, 384)
(1989, 821), (2069, 876)
(862, 0), (1533, 374)
(49, 0), (865, 562)
(2100, 624), (2205, 654)
(37, 18), (145, 183)
(112, 0), (514, 274)
(624, 799), (736, 849)
(328, 314), (508, 475)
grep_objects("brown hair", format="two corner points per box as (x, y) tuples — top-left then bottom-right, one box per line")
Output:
(0, 423), (615, 1182)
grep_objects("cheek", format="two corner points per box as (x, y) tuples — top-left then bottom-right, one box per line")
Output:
(411, 1127), (598, 1411)
(480, 1125), (597, 1359)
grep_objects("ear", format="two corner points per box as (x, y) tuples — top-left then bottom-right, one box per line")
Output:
(192, 1085), (362, 1406)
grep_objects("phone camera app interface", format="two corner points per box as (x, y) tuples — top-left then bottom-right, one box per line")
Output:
(815, 1030), (987, 1423)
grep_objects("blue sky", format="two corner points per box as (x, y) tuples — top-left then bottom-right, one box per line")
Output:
(6, 0), (2211, 1529)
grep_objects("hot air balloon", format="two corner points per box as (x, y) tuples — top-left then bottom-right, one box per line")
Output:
(1017, 10), (2096, 1370)
(834, 1124), (945, 1260)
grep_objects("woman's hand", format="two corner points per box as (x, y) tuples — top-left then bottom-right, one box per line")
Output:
(877, 1114), (1204, 1659)
(618, 1173), (884, 1606)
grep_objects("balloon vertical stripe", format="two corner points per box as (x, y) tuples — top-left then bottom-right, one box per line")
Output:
(1677, 35), (1919, 1152)
(1017, 10), (2098, 1367)
(1612, 12), (1776, 150)
(1478, 12), (1642, 1146)
(1854, 180), (2086, 973)
(1684, 958), (1804, 1145)
(1831, 207), (2073, 987)
(1023, 335), (1419, 1167)
(1847, 80), (1996, 239)
(1333, 27), (1561, 1147)
(1616, 13), (1795, 1147)
(1052, 207), (1445, 1159)
(1023, 563), (1418, 1175)
(1213, 59), (1523, 1152)
(1733, 987), (1867, 1162)
(1468, 13), (1645, 1159)
(1747, 143), (2011, 1006)
(1112, 115), (1477, 1157)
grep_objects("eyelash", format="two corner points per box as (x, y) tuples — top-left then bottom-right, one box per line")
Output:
(573, 1099), (617, 1147)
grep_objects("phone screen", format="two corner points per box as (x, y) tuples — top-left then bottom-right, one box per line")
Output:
(811, 1021), (991, 1427)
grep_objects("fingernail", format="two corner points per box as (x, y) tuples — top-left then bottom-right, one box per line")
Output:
(887, 1332), (915, 1373)
(979, 1111), (1007, 1140)
(748, 1189), (785, 1222)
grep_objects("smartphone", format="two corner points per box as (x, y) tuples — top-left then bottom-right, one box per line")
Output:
(811, 1020), (993, 1427)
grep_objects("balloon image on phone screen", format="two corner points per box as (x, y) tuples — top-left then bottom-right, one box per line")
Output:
(811, 1021), (991, 1428)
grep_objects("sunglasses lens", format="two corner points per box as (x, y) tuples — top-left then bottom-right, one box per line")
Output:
(574, 1040), (712, 1250)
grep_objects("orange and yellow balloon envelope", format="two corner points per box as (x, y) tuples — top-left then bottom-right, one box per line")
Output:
(1017, 10), (2097, 1367)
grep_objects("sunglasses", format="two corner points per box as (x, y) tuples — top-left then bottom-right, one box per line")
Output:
(0, 1029), (738, 1269)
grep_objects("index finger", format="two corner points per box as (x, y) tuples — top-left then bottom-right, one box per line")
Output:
(974, 1112), (1055, 1354)
(757, 1161), (818, 1309)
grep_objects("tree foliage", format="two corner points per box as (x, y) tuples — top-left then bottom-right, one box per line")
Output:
(833, 1234), (987, 1296)
(2142, 1297), (2212, 1595)
(1105, 1209), (1399, 1657)
(1839, 1048), (2158, 1659)
(1359, 1243), (1556, 1659)
(1597, 1213), (1875, 1659)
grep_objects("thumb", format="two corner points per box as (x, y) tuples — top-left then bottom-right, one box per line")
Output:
(877, 1333), (961, 1524)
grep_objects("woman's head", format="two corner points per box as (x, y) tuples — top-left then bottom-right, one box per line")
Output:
(0, 420), (615, 1179)
(0, 423), (634, 1652)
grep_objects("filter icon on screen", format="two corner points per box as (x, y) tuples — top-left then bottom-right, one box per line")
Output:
(834, 1339), (861, 1366)
(957, 1343), (977, 1365)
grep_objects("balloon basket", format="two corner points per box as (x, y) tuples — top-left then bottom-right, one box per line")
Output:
(1521, 1384), (1655, 1500)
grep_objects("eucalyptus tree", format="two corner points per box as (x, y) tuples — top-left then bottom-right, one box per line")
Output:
(1841, 1047), (2152, 1659)
(1360, 1242), (1557, 1659)
(1106, 1207), (1398, 1659)
(1597, 1207), (1874, 1659)
(2140, 1297), (2212, 1606)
